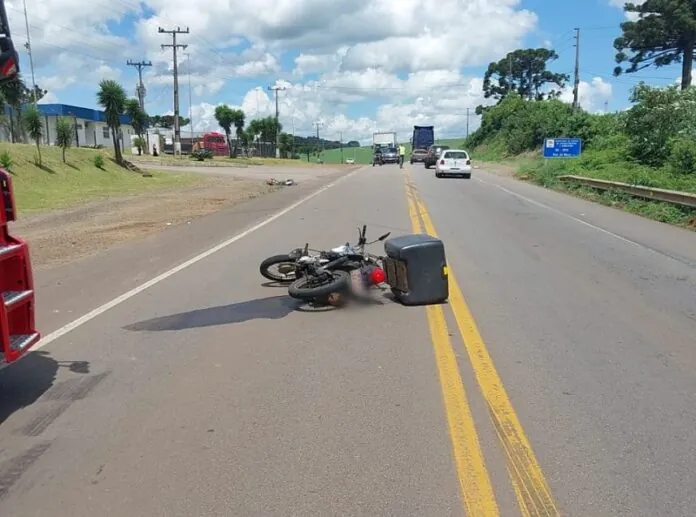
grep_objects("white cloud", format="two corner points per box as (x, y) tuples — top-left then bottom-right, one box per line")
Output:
(609, 0), (644, 21)
(560, 77), (613, 113)
(38, 91), (59, 104)
(10, 0), (622, 141)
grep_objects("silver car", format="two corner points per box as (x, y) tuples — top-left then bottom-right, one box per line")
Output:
(435, 149), (472, 178)
(379, 147), (399, 164)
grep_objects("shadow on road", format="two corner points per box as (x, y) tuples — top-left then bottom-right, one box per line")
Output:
(124, 295), (300, 332)
(260, 281), (290, 288)
(0, 351), (90, 426)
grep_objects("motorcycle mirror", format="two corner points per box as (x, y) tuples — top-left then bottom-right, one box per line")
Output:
(362, 224), (367, 239)
(378, 232), (391, 241)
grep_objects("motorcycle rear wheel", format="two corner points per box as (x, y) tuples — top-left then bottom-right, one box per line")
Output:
(259, 254), (298, 283)
(288, 270), (350, 300)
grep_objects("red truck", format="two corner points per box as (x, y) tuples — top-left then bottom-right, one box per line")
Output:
(192, 132), (228, 156)
(1, 168), (39, 368)
(0, 0), (40, 368)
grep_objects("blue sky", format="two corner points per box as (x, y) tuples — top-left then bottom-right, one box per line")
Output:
(12, 0), (680, 140)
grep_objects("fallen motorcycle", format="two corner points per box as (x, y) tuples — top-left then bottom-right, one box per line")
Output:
(258, 225), (390, 285)
(286, 225), (390, 304)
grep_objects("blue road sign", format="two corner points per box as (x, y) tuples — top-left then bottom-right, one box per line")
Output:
(542, 138), (582, 158)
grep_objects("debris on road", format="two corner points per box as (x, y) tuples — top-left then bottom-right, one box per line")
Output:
(267, 178), (296, 186)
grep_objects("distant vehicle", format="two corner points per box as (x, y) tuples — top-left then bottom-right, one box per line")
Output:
(435, 149), (472, 179)
(373, 131), (397, 150)
(411, 126), (434, 151)
(410, 148), (428, 164)
(379, 147), (399, 164)
(423, 145), (450, 169)
(345, 158), (355, 164)
(194, 132), (228, 156)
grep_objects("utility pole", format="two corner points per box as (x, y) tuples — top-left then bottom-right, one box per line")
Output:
(184, 53), (193, 142)
(466, 107), (470, 139)
(126, 60), (152, 109)
(572, 27), (580, 110)
(21, 0), (37, 106)
(159, 26), (189, 156)
(267, 85), (287, 159)
(314, 121), (323, 162)
(339, 131), (344, 164)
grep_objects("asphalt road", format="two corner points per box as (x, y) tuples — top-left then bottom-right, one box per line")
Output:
(1, 163), (695, 516)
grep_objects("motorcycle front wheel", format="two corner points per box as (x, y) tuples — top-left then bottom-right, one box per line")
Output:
(259, 254), (298, 283)
(288, 270), (350, 300)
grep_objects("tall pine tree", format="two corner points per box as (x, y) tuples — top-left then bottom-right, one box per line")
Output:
(614, 0), (696, 89)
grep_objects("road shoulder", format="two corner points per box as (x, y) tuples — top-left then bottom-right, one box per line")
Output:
(32, 167), (351, 336)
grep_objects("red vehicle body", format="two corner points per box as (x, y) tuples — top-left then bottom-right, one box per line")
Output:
(0, 1), (39, 368)
(194, 132), (228, 156)
(1, 170), (39, 368)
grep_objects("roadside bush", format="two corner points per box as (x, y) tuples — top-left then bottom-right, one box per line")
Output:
(93, 154), (105, 169)
(0, 150), (13, 171)
(667, 137), (696, 174)
(191, 148), (213, 161)
(624, 84), (696, 168)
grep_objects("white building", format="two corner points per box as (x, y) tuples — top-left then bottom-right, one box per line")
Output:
(1, 103), (135, 151)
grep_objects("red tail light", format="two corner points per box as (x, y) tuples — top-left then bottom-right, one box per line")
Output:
(370, 267), (386, 285)
(439, 159), (445, 165)
(0, 56), (18, 79)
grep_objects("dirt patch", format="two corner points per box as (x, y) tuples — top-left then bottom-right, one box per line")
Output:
(13, 175), (275, 268)
(477, 161), (519, 177)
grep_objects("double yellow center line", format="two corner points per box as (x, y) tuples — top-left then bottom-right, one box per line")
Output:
(403, 169), (560, 517)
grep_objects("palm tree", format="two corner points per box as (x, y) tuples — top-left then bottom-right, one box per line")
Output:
(55, 117), (74, 163)
(23, 105), (43, 166)
(125, 99), (149, 154)
(97, 79), (127, 165)
(214, 104), (234, 157)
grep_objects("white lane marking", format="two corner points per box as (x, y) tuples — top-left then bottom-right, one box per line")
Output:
(473, 176), (642, 247)
(34, 167), (363, 350)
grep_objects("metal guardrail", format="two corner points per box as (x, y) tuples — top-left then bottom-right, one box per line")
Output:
(559, 175), (696, 209)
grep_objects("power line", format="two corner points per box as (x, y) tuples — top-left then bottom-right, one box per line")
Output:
(159, 26), (189, 156)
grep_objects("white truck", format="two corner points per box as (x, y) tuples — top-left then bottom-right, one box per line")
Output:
(373, 132), (397, 150)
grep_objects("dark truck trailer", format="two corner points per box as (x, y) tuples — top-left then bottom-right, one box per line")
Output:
(411, 126), (434, 163)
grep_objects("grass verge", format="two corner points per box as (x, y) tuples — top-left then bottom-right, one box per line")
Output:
(475, 146), (696, 230)
(1, 143), (202, 212)
(128, 154), (327, 168)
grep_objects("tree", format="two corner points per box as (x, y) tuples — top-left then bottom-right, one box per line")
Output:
(614, 0), (696, 89)
(97, 79), (127, 165)
(148, 114), (190, 129)
(231, 108), (245, 156)
(0, 75), (47, 143)
(55, 117), (74, 163)
(214, 104), (235, 157)
(279, 132), (293, 158)
(248, 116), (282, 142)
(23, 105), (43, 166)
(125, 99), (149, 154)
(624, 82), (696, 166)
(482, 48), (569, 103)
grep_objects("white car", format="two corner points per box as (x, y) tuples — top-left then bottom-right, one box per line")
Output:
(435, 149), (472, 179)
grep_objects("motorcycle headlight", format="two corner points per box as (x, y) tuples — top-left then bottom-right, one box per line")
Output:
(288, 248), (302, 260)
